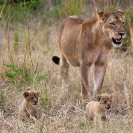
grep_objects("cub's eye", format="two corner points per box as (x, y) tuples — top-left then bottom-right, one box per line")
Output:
(122, 22), (125, 25)
(109, 22), (115, 27)
(31, 97), (34, 100)
(103, 100), (107, 104)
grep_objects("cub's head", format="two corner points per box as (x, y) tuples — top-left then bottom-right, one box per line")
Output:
(23, 90), (40, 105)
(97, 94), (113, 110)
(97, 10), (126, 47)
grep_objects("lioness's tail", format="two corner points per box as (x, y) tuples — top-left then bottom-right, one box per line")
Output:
(52, 56), (60, 65)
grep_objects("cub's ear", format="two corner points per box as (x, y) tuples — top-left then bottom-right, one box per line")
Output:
(96, 94), (102, 101)
(36, 91), (40, 96)
(23, 91), (29, 98)
(97, 10), (105, 20)
(110, 93), (114, 99)
(118, 9), (125, 18)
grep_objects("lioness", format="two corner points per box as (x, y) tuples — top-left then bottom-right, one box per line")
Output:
(52, 10), (126, 100)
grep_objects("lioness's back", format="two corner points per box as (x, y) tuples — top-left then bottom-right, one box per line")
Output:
(59, 16), (84, 41)
(62, 16), (84, 27)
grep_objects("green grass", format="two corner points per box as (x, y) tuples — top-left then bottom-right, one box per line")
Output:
(45, 0), (83, 19)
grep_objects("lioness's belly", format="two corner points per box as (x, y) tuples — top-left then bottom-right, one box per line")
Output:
(61, 48), (80, 66)
(66, 56), (80, 67)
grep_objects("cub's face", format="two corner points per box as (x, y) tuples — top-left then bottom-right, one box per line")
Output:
(23, 90), (40, 105)
(97, 94), (112, 110)
(98, 10), (126, 47)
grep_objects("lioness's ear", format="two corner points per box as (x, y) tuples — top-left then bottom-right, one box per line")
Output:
(23, 91), (29, 98)
(118, 9), (125, 18)
(97, 10), (105, 20)
(96, 94), (102, 101)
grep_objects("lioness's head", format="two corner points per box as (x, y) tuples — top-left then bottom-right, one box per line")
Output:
(97, 94), (112, 110)
(97, 10), (126, 47)
(23, 90), (40, 105)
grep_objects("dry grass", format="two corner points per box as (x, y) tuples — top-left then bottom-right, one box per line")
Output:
(0, 17), (133, 133)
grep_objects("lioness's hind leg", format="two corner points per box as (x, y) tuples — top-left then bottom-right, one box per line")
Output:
(60, 54), (69, 89)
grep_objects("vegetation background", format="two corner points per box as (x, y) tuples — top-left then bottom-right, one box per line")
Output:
(0, 0), (133, 132)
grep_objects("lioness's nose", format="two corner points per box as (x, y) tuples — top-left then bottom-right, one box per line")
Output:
(118, 32), (125, 36)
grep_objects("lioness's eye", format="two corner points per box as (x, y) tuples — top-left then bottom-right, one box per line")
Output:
(122, 22), (125, 25)
(109, 22), (115, 27)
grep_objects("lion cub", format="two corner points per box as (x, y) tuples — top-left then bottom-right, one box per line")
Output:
(86, 94), (112, 126)
(18, 90), (40, 120)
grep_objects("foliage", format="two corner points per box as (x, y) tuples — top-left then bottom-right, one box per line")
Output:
(0, 0), (44, 22)
(40, 88), (51, 108)
(4, 64), (33, 86)
(46, 0), (83, 19)
(3, 64), (48, 87)
(106, 7), (117, 12)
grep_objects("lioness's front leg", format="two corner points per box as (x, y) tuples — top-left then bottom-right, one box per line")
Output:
(92, 62), (107, 100)
(80, 61), (91, 100)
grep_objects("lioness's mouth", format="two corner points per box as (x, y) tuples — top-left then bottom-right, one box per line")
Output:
(31, 102), (37, 105)
(112, 37), (122, 45)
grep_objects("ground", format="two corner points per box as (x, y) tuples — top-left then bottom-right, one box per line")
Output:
(0, 23), (133, 133)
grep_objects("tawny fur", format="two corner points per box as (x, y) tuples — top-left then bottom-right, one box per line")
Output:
(52, 10), (126, 100)
(18, 90), (40, 120)
(86, 94), (112, 126)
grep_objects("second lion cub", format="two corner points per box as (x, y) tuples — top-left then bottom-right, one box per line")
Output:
(18, 90), (40, 120)
(86, 94), (112, 126)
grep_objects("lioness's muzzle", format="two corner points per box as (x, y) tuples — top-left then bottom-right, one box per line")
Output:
(112, 37), (121, 45)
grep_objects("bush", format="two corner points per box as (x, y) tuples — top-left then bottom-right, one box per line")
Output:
(0, 0), (44, 22)
(46, 0), (83, 19)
